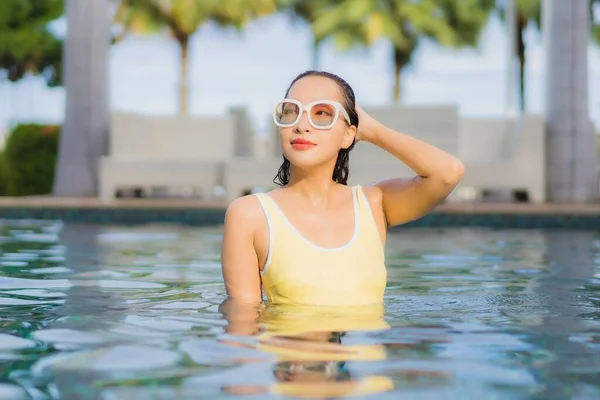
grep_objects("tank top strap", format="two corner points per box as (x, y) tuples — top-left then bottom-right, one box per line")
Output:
(353, 185), (375, 224)
(253, 192), (278, 276)
(253, 192), (277, 220)
(255, 187), (369, 239)
(353, 185), (384, 253)
(253, 192), (291, 235)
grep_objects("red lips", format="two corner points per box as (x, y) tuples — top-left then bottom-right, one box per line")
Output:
(291, 138), (316, 145)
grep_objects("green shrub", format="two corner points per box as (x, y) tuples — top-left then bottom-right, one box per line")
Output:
(3, 124), (60, 196)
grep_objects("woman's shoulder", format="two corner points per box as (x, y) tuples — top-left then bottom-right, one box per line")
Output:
(224, 193), (265, 227)
(357, 184), (383, 209)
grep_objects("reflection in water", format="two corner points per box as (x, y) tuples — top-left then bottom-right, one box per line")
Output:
(50, 223), (119, 328)
(523, 231), (600, 400)
(218, 299), (453, 397)
(45, 223), (126, 399)
(0, 222), (598, 399)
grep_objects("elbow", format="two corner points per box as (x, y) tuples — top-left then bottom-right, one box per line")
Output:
(442, 158), (464, 186)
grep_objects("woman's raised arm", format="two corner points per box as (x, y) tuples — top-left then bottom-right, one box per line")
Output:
(356, 106), (464, 227)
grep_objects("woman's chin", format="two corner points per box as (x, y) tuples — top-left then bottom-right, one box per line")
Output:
(284, 155), (326, 172)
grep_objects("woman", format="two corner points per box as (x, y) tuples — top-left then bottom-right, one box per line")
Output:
(221, 70), (464, 306)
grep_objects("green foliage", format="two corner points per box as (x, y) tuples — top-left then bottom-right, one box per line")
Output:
(275, 0), (331, 67)
(591, 0), (600, 44)
(2, 124), (60, 196)
(114, 0), (278, 114)
(497, 0), (599, 111)
(498, 0), (599, 39)
(0, 0), (64, 87)
(515, 0), (541, 27)
(114, 0), (278, 40)
(310, 0), (495, 101)
(277, 0), (323, 34)
(313, 0), (495, 52)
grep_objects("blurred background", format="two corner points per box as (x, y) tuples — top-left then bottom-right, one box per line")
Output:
(0, 0), (599, 204)
(3, 5), (600, 400)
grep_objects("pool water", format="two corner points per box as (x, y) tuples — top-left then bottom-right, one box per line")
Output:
(0, 220), (599, 399)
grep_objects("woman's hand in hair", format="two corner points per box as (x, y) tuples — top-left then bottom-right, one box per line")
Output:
(354, 105), (380, 144)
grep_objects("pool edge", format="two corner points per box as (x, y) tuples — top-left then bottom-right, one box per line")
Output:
(0, 201), (599, 229)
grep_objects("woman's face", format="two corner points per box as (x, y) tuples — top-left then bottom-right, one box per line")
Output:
(277, 76), (356, 172)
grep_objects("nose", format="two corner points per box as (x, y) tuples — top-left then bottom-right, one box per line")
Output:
(295, 109), (311, 132)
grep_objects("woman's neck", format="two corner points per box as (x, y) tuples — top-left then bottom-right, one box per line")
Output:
(287, 167), (341, 208)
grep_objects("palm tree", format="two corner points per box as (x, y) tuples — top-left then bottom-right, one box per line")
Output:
(501, 0), (599, 112)
(114, 0), (277, 115)
(53, 0), (111, 197)
(513, 0), (540, 113)
(276, 0), (326, 69)
(544, 0), (598, 203)
(312, 0), (496, 103)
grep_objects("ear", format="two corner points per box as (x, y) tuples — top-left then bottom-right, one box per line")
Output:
(341, 125), (356, 149)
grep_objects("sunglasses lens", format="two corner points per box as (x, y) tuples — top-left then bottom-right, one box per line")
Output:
(275, 101), (299, 125)
(310, 103), (336, 127)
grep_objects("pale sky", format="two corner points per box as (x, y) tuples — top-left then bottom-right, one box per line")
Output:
(1, 12), (599, 137)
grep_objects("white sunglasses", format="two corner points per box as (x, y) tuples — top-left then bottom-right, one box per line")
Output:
(273, 99), (352, 130)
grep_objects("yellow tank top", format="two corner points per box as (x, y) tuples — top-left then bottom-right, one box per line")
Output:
(254, 185), (387, 307)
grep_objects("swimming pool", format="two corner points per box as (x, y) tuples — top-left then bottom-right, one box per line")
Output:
(0, 219), (598, 399)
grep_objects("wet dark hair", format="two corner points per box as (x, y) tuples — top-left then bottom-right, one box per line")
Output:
(273, 70), (359, 186)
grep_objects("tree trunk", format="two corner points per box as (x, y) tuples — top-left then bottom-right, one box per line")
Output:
(393, 63), (401, 103)
(311, 39), (320, 70)
(178, 36), (189, 116)
(505, 0), (518, 116)
(393, 47), (408, 103)
(543, 0), (598, 203)
(517, 11), (527, 112)
(53, 0), (110, 197)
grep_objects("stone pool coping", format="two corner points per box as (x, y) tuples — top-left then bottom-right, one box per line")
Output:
(0, 197), (599, 229)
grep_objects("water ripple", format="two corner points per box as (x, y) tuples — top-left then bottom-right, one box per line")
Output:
(0, 222), (598, 399)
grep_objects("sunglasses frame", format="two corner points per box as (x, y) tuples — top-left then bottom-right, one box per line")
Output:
(273, 99), (352, 130)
